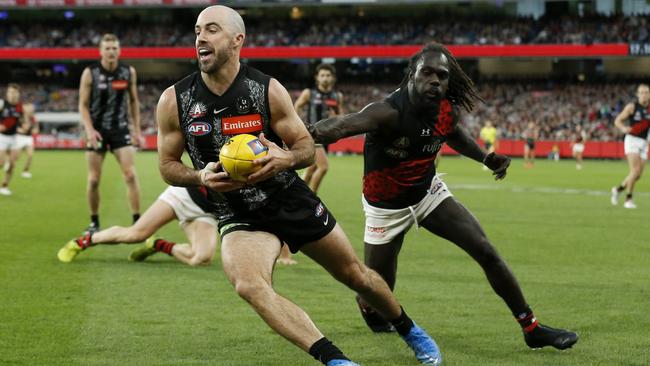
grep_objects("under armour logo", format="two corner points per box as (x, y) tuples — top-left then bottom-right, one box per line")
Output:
(421, 128), (431, 136)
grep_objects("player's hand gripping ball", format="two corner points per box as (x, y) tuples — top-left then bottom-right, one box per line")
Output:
(219, 134), (269, 182)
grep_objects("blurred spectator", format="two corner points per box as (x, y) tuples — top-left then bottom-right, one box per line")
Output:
(0, 15), (648, 48)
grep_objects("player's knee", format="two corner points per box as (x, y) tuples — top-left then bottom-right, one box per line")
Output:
(338, 263), (373, 293)
(87, 176), (100, 190)
(234, 280), (272, 304)
(473, 237), (501, 265)
(123, 170), (137, 184)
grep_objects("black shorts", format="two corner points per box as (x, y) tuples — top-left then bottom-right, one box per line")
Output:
(526, 139), (535, 149)
(218, 180), (337, 253)
(87, 128), (132, 152)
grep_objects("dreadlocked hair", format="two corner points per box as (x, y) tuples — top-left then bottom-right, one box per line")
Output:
(399, 42), (484, 112)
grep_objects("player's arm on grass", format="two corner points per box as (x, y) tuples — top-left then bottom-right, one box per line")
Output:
(78, 68), (102, 149)
(614, 103), (634, 134)
(248, 79), (314, 184)
(128, 66), (142, 147)
(446, 109), (510, 180)
(308, 101), (399, 144)
(157, 87), (242, 192)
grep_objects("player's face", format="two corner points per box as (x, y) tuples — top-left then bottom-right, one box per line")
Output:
(316, 70), (334, 89)
(6, 87), (20, 104)
(637, 86), (650, 104)
(195, 14), (237, 74)
(410, 52), (450, 107)
(99, 41), (120, 62)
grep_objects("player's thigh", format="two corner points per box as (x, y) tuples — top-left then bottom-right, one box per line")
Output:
(132, 199), (177, 237)
(364, 232), (406, 269)
(8, 148), (19, 163)
(86, 151), (105, 176)
(183, 219), (218, 259)
(420, 197), (489, 254)
(221, 230), (280, 285)
(113, 146), (137, 174)
(300, 223), (362, 281)
(626, 153), (642, 172)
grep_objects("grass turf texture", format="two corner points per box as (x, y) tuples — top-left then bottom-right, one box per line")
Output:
(1, 151), (649, 365)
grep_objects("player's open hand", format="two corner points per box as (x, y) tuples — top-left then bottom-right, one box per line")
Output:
(483, 152), (510, 180)
(200, 161), (244, 192)
(247, 133), (294, 185)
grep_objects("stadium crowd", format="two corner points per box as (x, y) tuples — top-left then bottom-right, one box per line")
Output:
(7, 81), (632, 142)
(0, 15), (648, 47)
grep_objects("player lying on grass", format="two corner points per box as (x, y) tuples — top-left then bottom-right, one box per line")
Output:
(58, 185), (218, 265)
(58, 184), (301, 266)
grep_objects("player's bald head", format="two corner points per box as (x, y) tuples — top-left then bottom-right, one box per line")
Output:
(197, 5), (245, 35)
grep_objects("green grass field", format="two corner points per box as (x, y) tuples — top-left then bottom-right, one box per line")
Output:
(1, 151), (649, 366)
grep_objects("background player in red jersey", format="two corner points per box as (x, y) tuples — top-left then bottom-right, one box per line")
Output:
(308, 42), (579, 352)
(0, 84), (33, 196)
(611, 84), (650, 209)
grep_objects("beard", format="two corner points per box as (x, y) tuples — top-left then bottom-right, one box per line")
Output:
(199, 45), (234, 74)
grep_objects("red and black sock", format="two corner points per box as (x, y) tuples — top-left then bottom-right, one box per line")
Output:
(515, 306), (539, 333)
(389, 307), (415, 336)
(75, 233), (93, 249)
(153, 238), (176, 256)
(309, 337), (349, 365)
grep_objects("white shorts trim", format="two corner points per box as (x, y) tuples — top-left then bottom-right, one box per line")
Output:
(15, 135), (33, 149)
(624, 135), (649, 160)
(158, 186), (218, 228)
(572, 143), (584, 154)
(0, 134), (18, 150)
(363, 175), (453, 245)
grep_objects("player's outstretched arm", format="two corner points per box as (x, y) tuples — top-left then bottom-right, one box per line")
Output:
(248, 79), (315, 184)
(308, 101), (398, 144)
(157, 87), (242, 191)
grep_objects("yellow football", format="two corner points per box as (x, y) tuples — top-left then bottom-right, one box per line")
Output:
(219, 134), (268, 182)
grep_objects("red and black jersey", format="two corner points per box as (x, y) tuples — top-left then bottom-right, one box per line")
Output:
(363, 88), (457, 209)
(626, 102), (650, 139)
(0, 99), (23, 135)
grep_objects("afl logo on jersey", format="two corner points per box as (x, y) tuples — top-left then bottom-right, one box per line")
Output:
(188, 122), (212, 136)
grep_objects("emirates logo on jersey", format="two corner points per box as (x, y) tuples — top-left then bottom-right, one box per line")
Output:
(221, 114), (263, 135)
(111, 80), (128, 90)
(190, 102), (207, 118)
